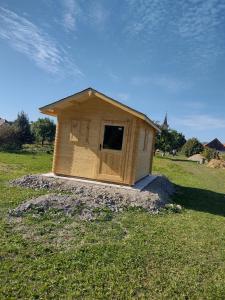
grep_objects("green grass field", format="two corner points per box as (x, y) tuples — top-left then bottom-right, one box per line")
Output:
(1, 152), (225, 299)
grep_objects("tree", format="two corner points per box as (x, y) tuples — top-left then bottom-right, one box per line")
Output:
(169, 129), (186, 150)
(155, 129), (172, 153)
(181, 138), (204, 157)
(155, 128), (186, 153)
(14, 111), (33, 144)
(0, 124), (22, 151)
(31, 118), (56, 145)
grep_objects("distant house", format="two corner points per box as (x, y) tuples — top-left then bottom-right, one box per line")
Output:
(0, 118), (8, 126)
(39, 87), (161, 185)
(205, 138), (225, 152)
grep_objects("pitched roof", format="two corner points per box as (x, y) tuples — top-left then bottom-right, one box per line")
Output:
(39, 87), (161, 132)
(205, 138), (225, 152)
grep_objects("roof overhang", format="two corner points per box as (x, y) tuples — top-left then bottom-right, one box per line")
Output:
(39, 87), (161, 132)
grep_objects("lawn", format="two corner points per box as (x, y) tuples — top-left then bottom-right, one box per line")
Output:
(0, 152), (225, 299)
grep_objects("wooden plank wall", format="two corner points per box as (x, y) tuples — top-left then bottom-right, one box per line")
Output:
(134, 120), (154, 182)
(54, 96), (137, 184)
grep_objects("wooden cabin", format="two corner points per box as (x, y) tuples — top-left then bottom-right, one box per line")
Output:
(39, 88), (160, 186)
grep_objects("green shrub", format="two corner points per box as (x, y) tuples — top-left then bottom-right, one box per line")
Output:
(181, 138), (204, 157)
(202, 147), (218, 161)
(0, 124), (22, 151)
(22, 143), (54, 154)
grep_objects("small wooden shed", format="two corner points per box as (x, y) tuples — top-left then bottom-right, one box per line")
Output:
(39, 88), (160, 185)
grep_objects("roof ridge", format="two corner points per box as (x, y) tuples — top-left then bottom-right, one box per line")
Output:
(39, 87), (161, 132)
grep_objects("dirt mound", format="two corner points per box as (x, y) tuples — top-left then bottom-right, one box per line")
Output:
(207, 159), (225, 169)
(9, 175), (175, 220)
(188, 154), (205, 162)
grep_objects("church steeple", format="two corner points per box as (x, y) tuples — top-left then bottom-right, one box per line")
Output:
(162, 113), (169, 130)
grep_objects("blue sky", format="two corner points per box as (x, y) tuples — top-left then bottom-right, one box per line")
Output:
(0, 0), (225, 142)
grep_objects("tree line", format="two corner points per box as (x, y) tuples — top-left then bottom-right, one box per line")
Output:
(155, 126), (205, 158)
(0, 112), (55, 151)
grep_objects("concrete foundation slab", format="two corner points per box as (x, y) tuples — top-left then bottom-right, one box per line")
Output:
(41, 173), (158, 191)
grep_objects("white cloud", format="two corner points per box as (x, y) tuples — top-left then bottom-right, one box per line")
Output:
(131, 75), (190, 93)
(125, 0), (167, 37)
(173, 114), (225, 130)
(124, 0), (225, 69)
(61, 0), (108, 32)
(176, 0), (225, 68)
(0, 6), (82, 76)
(62, 0), (81, 31)
(88, 2), (109, 27)
(177, 0), (225, 40)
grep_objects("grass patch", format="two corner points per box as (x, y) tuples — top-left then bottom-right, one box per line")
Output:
(0, 152), (225, 299)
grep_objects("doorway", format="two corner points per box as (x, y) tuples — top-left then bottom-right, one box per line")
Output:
(97, 121), (128, 183)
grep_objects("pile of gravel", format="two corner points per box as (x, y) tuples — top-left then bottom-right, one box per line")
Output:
(9, 175), (175, 220)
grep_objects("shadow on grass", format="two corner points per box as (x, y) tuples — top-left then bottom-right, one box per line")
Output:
(155, 156), (193, 163)
(173, 184), (225, 216)
(167, 157), (197, 163)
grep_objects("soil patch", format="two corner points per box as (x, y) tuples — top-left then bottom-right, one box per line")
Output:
(207, 159), (225, 169)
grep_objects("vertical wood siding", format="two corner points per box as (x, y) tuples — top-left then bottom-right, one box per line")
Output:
(53, 96), (142, 185)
